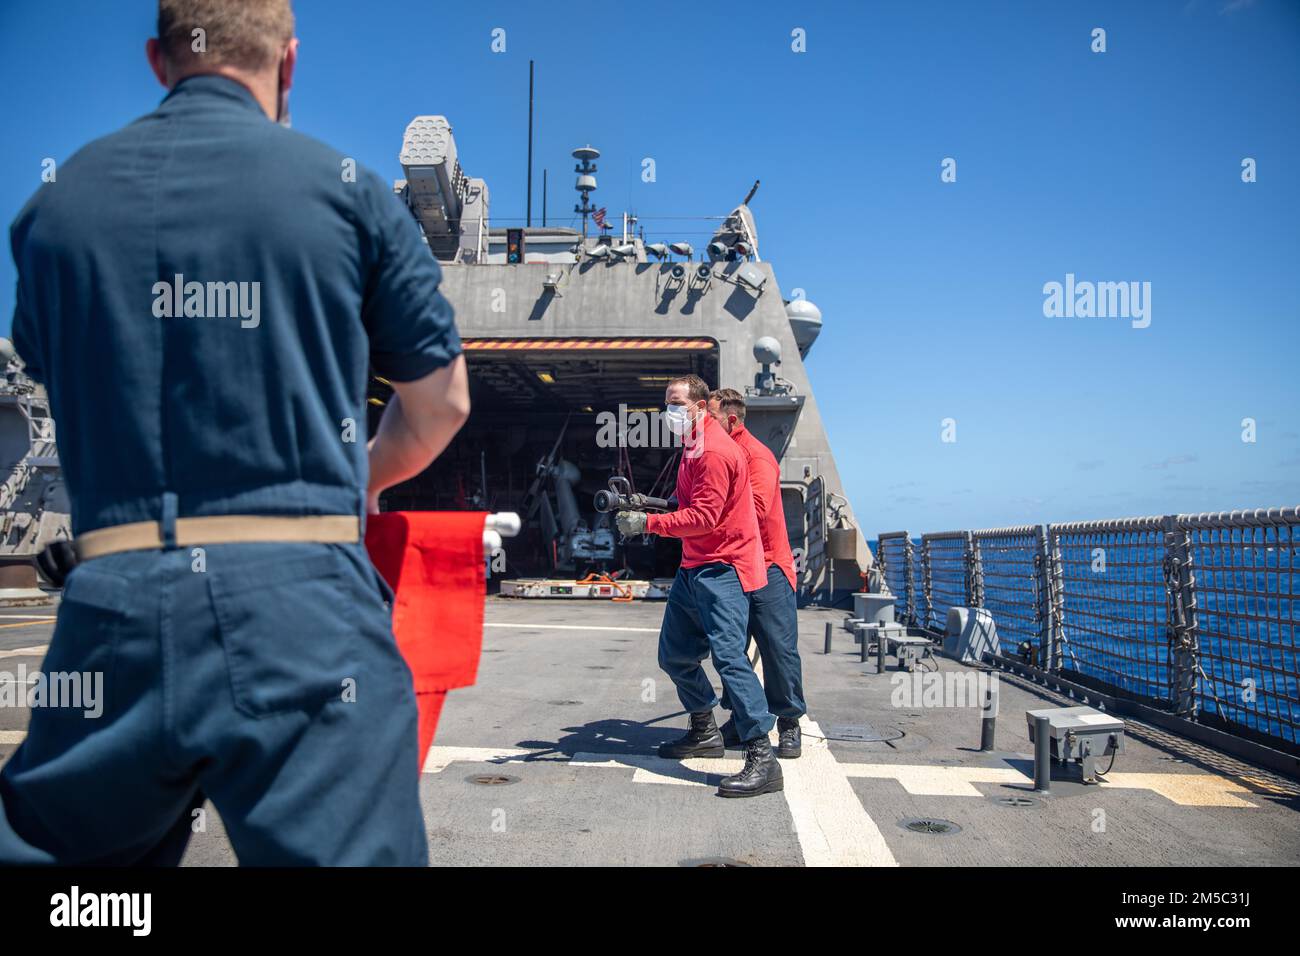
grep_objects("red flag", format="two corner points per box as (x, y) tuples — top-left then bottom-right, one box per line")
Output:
(365, 511), (488, 768)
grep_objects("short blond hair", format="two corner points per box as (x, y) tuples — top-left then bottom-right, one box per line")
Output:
(158, 0), (295, 72)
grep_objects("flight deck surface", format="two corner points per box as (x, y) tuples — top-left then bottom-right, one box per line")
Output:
(1, 599), (1296, 867)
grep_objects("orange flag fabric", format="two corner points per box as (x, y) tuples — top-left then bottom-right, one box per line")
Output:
(365, 511), (488, 766)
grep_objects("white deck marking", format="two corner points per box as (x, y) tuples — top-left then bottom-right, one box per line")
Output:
(484, 622), (660, 634)
(569, 752), (745, 786)
(842, 762), (1032, 797)
(440, 715), (899, 867)
(421, 745), (532, 774)
(0, 645), (48, 660)
(491, 717), (899, 868)
(423, 712), (898, 866)
(783, 717), (897, 867)
(1098, 772), (1257, 807)
(0, 615), (57, 621)
(841, 759), (1259, 807)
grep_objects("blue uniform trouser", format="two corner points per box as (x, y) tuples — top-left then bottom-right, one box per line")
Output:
(721, 564), (807, 719)
(0, 542), (428, 866)
(657, 563), (775, 743)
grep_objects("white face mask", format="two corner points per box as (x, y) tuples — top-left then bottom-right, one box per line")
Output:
(662, 404), (691, 436)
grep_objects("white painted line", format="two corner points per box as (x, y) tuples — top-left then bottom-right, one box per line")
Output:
(422, 745), (533, 774)
(0, 615), (57, 621)
(484, 622), (660, 634)
(782, 717), (897, 867)
(841, 762), (1030, 797)
(569, 752), (745, 787)
(0, 731), (25, 745)
(1099, 772), (1257, 808)
(422, 717), (902, 867)
(839, 760), (1259, 808)
(0, 645), (48, 660)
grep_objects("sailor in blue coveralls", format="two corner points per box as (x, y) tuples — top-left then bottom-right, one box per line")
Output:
(0, 0), (469, 865)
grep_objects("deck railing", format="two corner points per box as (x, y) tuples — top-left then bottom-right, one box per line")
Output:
(876, 507), (1299, 754)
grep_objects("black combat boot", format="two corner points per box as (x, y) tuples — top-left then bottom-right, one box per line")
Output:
(717, 736), (784, 797)
(776, 717), (802, 759)
(658, 711), (725, 759)
(718, 716), (742, 747)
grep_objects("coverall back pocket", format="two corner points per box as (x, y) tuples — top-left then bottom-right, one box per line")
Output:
(209, 550), (362, 719)
(36, 565), (127, 721)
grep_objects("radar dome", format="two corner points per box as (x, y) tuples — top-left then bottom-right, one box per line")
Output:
(785, 299), (823, 357)
(753, 336), (782, 366)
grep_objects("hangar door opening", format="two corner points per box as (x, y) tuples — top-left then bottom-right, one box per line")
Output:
(369, 337), (719, 584)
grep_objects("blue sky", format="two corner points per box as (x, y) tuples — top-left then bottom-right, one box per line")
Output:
(2, 0), (1296, 536)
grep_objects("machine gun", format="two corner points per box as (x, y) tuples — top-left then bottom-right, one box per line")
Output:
(593, 476), (671, 516)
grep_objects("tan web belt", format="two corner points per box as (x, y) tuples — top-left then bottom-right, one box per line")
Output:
(74, 515), (361, 561)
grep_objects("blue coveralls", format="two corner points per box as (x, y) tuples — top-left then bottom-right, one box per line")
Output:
(1, 75), (460, 865)
(720, 563), (807, 719)
(658, 563), (776, 743)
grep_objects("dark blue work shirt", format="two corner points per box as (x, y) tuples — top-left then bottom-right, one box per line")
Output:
(9, 75), (460, 535)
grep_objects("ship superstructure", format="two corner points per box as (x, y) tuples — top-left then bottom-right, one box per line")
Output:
(0, 339), (68, 602)
(372, 116), (869, 599)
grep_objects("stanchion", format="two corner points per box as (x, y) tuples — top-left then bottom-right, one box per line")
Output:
(979, 686), (997, 752)
(1033, 714), (1052, 793)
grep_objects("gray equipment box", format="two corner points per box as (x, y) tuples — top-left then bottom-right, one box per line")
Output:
(852, 592), (895, 625)
(851, 621), (905, 645)
(944, 606), (998, 663)
(856, 622), (932, 671)
(885, 633), (934, 672)
(1026, 706), (1126, 783)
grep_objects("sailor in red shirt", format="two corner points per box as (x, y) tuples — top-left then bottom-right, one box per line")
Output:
(615, 374), (782, 798)
(708, 388), (807, 759)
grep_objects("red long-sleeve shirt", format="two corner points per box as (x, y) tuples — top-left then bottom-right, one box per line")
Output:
(645, 414), (767, 592)
(728, 423), (798, 592)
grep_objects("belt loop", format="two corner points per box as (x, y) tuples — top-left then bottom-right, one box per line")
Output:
(161, 492), (179, 550)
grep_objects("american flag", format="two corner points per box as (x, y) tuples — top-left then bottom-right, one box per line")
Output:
(592, 207), (607, 229)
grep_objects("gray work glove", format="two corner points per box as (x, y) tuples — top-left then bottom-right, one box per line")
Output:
(616, 510), (648, 536)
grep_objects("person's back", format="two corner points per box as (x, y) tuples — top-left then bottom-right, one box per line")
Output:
(0, 0), (468, 867)
(727, 424), (797, 592)
(11, 74), (449, 532)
